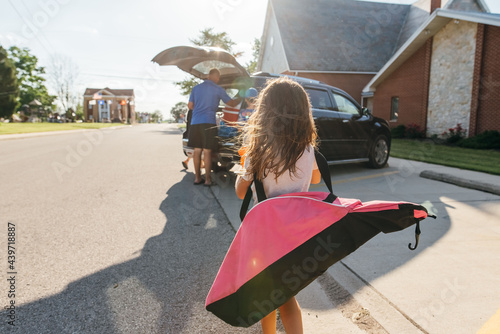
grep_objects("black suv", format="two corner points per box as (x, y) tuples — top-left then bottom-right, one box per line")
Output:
(152, 46), (391, 171)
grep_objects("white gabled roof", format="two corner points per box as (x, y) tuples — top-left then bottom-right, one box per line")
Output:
(363, 9), (500, 93)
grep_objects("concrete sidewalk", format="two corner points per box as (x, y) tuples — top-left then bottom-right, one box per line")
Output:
(210, 157), (500, 333)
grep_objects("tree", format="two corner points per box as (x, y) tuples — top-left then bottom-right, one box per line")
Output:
(48, 54), (80, 113)
(174, 28), (240, 96)
(170, 102), (188, 122)
(191, 28), (238, 54)
(75, 102), (84, 120)
(245, 38), (261, 74)
(150, 110), (162, 123)
(7, 46), (55, 108)
(0, 46), (19, 119)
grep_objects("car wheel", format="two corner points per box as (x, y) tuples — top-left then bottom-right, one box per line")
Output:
(211, 161), (223, 173)
(368, 135), (389, 168)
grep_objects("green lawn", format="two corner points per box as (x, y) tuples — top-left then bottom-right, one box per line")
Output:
(390, 139), (500, 175)
(0, 123), (127, 135)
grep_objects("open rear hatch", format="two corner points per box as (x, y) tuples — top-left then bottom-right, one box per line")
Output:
(152, 45), (249, 86)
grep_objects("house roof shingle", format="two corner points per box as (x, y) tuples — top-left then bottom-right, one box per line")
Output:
(271, 0), (411, 72)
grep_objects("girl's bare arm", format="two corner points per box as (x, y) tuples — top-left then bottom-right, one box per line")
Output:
(311, 168), (321, 184)
(235, 175), (253, 199)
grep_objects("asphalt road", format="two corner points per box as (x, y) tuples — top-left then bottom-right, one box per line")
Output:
(0, 124), (260, 334)
(1, 124), (499, 334)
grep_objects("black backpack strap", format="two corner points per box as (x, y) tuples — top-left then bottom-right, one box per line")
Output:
(239, 174), (267, 222)
(239, 184), (254, 222)
(314, 151), (334, 195)
(240, 151), (336, 221)
(315, 151), (337, 203)
(254, 175), (267, 202)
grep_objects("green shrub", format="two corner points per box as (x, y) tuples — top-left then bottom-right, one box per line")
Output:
(442, 123), (466, 144)
(459, 130), (500, 149)
(391, 125), (406, 138)
(405, 123), (425, 139)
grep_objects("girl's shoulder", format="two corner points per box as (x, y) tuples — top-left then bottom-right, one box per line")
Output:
(297, 144), (316, 166)
(302, 144), (316, 158)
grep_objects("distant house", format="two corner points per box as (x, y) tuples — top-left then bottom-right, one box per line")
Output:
(258, 0), (497, 136)
(363, 4), (500, 137)
(83, 88), (136, 123)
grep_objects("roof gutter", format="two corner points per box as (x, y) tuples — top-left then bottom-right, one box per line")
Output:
(477, 0), (490, 13)
(362, 9), (500, 93)
(362, 10), (440, 93)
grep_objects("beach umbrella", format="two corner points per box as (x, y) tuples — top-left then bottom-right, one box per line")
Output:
(206, 152), (436, 327)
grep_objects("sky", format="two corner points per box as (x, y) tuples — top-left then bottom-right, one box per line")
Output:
(1, 0), (499, 118)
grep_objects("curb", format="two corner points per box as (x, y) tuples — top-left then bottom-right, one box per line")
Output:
(0, 125), (131, 141)
(324, 262), (427, 334)
(419, 170), (500, 196)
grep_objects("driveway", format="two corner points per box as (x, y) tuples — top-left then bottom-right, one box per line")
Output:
(212, 154), (500, 334)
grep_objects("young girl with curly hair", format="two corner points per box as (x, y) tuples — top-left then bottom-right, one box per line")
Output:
(235, 77), (321, 334)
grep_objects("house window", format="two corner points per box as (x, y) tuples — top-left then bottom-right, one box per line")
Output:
(391, 97), (399, 121)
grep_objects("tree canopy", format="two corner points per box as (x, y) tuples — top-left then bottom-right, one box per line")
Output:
(0, 46), (19, 119)
(174, 28), (241, 96)
(170, 102), (188, 122)
(7, 46), (55, 108)
(189, 28), (239, 56)
(48, 54), (80, 113)
(245, 38), (261, 75)
(150, 110), (162, 123)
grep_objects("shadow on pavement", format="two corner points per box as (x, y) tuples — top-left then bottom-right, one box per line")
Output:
(5, 174), (259, 333)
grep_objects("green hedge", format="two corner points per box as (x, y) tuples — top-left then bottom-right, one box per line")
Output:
(458, 130), (500, 149)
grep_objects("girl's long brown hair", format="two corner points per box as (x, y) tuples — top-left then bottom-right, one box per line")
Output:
(242, 77), (317, 181)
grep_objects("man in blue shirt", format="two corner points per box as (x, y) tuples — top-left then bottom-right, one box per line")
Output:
(187, 68), (241, 186)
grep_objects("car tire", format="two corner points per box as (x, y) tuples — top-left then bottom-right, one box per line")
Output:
(368, 135), (389, 168)
(211, 161), (222, 173)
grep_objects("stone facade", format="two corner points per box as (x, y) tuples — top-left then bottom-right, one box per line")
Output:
(427, 20), (477, 137)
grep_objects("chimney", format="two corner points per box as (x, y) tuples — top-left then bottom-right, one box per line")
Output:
(431, 0), (441, 13)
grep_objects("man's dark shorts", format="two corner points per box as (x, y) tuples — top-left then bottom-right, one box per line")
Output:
(188, 123), (219, 150)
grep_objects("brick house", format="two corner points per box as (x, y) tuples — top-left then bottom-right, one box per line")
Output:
(83, 88), (136, 123)
(363, 4), (499, 137)
(257, 0), (497, 136)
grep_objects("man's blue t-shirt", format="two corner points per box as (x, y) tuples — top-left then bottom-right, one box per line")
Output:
(189, 80), (231, 125)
